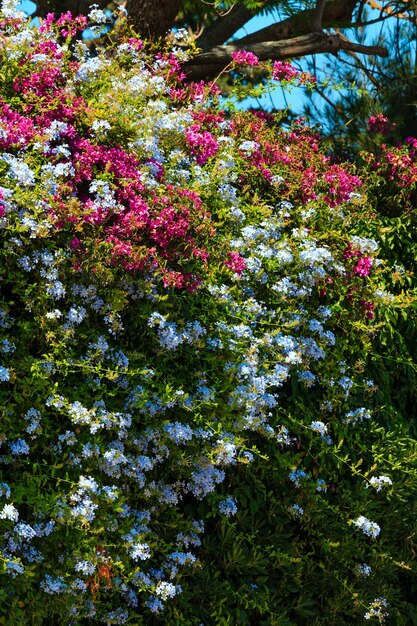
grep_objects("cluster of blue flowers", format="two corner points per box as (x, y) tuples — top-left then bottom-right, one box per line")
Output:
(352, 516), (381, 538)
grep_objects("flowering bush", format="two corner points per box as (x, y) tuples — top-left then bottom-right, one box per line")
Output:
(0, 3), (416, 624)
(355, 134), (417, 445)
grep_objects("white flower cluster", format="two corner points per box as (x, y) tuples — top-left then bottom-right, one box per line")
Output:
(367, 475), (393, 492)
(352, 515), (381, 538)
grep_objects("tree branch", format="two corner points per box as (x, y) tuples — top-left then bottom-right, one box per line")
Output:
(311, 0), (327, 33)
(185, 32), (388, 81)
(125, 0), (180, 39)
(335, 31), (383, 88)
(197, 4), (255, 51)
(36, 0), (108, 17)
(237, 0), (361, 45)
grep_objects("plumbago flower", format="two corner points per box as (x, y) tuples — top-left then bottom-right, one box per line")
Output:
(0, 5), (414, 625)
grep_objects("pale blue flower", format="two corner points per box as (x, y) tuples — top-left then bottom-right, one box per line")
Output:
(364, 597), (388, 622)
(5, 559), (24, 576)
(146, 596), (163, 613)
(289, 469), (308, 487)
(316, 479), (327, 492)
(310, 421), (328, 436)
(368, 476), (392, 492)
(9, 438), (30, 455)
(155, 581), (178, 600)
(75, 560), (96, 575)
(0, 482), (10, 498)
(88, 5), (107, 24)
(164, 422), (193, 443)
(290, 504), (304, 518)
(344, 407), (371, 425)
(40, 574), (67, 594)
(169, 551), (197, 565)
(356, 563), (372, 577)
(1, 339), (15, 353)
(218, 497), (237, 517)
(353, 515), (380, 538)
(2, 154), (35, 185)
(188, 463), (225, 499)
(215, 440), (237, 465)
(0, 365), (10, 382)
(14, 522), (36, 540)
(104, 608), (129, 624)
(1, 0), (26, 19)
(0, 503), (18, 521)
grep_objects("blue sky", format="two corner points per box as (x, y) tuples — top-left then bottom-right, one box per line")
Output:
(19, 0), (35, 14)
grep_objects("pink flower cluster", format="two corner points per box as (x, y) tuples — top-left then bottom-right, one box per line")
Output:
(332, 243), (376, 318)
(49, 135), (214, 287)
(55, 11), (87, 37)
(229, 114), (361, 208)
(272, 61), (316, 85)
(38, 11), (87, 37)
(0, 102), (35, 148)
(353, 256), (373, 277)
(224, 252), (246, 274)
(184, 124), (220, 165)
(367, 113), (395, 136)
(360, 299), (375, 319)
(344, 243), (373, 277)
(323, 166), (362, 207)
(231, 50), (259, 67)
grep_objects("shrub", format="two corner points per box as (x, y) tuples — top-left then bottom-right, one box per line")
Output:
(0, 4), (416, 624)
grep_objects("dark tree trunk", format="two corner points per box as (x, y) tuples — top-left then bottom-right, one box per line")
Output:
(36, 0), (108, 18)
(37, 1), (180, 40)
(125, 0), (180, 39)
